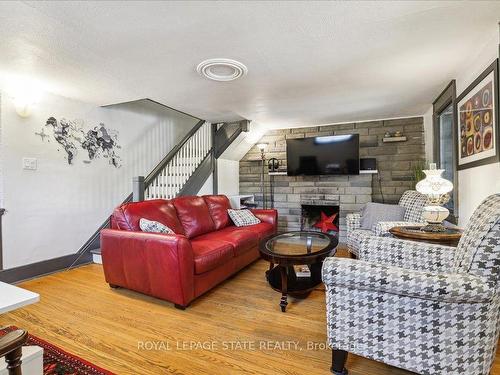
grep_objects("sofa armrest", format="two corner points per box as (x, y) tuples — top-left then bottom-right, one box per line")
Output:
(251, 209), (278, 228)
(361, 236), (456, 272)
(373, 221), (425, 236)
(322, 257), (494, 303)
(100, 229), (195, 306)
(346, 213), (362, 233)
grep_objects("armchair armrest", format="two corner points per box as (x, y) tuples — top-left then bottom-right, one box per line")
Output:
(322, 257), (494, 303)
(100, 229), (195, 305)
(346, 213), (362, 233)
(251, 209), (278, 228)
(373, 221), (425, 237)
(361, 236), (456, 272)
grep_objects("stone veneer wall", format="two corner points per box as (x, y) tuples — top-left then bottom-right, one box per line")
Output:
(239, 117), (425, 243)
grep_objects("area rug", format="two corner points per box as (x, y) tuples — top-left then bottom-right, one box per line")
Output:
(1, 326), (115, 375)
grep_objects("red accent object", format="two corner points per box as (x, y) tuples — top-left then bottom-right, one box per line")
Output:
(101, 195), (278, 308)
(313, 211), (339, 233)
(0, 326), (115, 375)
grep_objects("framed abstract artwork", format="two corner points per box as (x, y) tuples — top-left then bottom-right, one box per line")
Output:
(456, 59), (499, 170)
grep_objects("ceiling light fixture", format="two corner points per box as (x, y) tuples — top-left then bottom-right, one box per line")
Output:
(196, 58), (248, 82)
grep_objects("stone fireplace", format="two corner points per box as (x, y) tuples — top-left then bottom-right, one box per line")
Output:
(239, 117), (426, 244)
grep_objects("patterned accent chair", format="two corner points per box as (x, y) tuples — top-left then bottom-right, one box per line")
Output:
(346, 190), (427, 257)
(323, 193), (500, 375)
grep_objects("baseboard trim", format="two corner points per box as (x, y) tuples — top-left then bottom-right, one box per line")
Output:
(0, 252), (93, 284)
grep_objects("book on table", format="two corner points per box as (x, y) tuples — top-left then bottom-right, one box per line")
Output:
(293, 265), (311, 278)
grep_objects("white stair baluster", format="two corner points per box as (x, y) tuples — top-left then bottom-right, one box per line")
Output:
(142, 121), (214, 201)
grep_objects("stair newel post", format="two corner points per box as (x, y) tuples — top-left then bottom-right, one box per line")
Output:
(133, 176), (145, 202)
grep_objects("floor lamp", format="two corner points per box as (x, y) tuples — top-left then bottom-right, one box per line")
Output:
(257, 143), (268, 209)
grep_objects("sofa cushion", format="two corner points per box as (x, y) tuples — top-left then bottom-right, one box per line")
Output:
(247, 222), (275, 241)
(203, 195), (231, 230)
(195, 226), (258, 256)
(112, 199), (185, 235)
(191, 239), (234, 275)
(172, 196), (215, 238)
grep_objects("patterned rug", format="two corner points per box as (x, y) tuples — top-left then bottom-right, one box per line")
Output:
(1, 326), (114, 375)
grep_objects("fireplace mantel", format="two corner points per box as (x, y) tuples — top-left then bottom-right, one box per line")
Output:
(300, 199), (340, 206)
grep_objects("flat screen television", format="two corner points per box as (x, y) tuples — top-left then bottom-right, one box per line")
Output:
(286, 134), (359, 176)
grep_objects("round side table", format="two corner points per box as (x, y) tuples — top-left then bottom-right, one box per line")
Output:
(259, 231), (338, 312)
(389, 226), (462, 247)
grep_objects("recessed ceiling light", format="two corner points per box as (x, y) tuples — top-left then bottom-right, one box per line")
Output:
(196, 58), (248, 82)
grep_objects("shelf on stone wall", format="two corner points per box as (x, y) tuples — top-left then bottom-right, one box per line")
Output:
(382, 136), (407, 143)
(268, 170), (378, 175)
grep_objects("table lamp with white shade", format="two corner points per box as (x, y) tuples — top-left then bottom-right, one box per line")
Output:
(415, 163), (453, 232)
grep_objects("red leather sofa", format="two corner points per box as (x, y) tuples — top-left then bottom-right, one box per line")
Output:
(100, 195), (277, 309)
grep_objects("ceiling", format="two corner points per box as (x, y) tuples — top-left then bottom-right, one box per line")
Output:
(0, 1), (499, 129)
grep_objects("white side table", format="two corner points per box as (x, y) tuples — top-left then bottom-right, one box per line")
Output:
(0, 282), (39, 314)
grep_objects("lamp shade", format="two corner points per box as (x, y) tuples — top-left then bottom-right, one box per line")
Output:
(415, 167), (453, 200)
(256, 143), (268, 151)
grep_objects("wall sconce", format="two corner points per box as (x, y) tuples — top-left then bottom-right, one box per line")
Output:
(13, 96), (35, 117)
(6, 77), (42, 118)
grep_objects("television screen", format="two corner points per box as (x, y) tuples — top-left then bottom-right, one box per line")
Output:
(286, 134), (359, 176)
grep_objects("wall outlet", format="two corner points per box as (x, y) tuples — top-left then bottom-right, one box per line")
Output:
(23, 157), (38, 170)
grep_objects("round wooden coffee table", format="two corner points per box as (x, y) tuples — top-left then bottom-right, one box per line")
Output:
(389, 226), (462, 247)
(259, 231), (338, 312)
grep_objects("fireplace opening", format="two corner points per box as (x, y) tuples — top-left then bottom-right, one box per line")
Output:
(300, 204), (340, 237)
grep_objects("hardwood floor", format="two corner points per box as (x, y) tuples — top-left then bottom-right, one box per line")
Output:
(1, 252), (499, 375)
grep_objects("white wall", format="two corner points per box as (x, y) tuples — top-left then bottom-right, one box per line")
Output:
(0, 92), (197, 269)
(423, 106), (434, 163)
(424, 31), (500, 227)
(216, 159), (239, 197)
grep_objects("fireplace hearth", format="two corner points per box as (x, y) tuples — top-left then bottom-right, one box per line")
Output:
(300, 200), (340, 237)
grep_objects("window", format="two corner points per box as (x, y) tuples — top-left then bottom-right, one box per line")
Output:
(433, 80), (458, 222)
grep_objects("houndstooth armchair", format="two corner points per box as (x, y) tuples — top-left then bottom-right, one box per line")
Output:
(346, 190), (427, 257)
(323, 193), (500, 375)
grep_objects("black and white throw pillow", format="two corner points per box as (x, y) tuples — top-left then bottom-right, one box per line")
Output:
(227, 209), (261, 227)
(139, 218), (174, 234)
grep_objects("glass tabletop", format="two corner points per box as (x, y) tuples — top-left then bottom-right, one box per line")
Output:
(265, 232), (333, 256)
